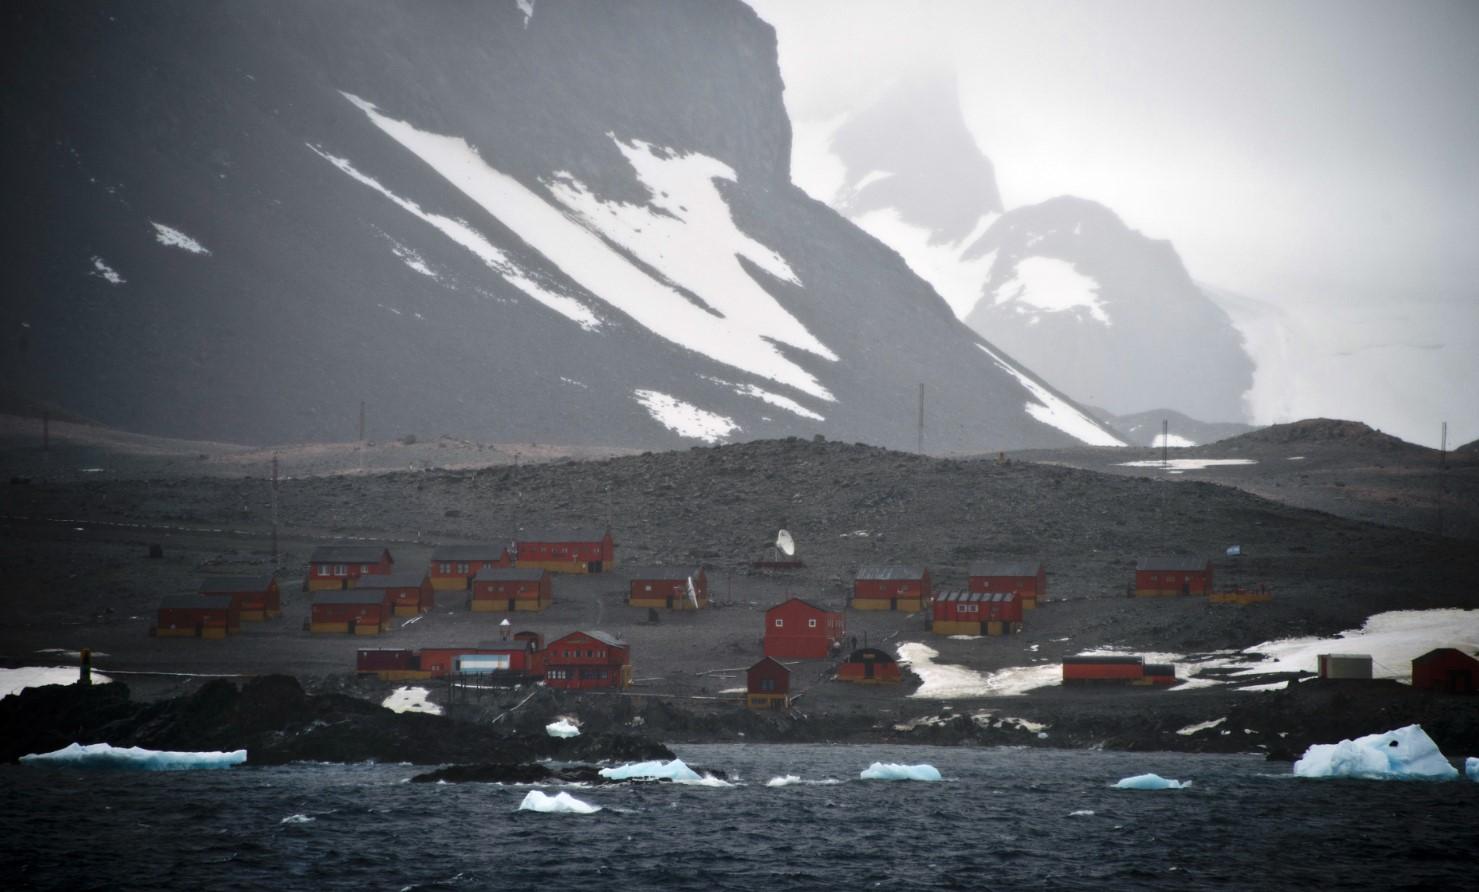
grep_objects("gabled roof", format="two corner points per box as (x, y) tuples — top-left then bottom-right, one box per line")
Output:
(309, 545), (391, 564)
(625, 565), (704, 581)
(354, 570), (429, 589)
(312, 590), (388, 606)
(198, 575), (276, 593)
(1135, 556), (1210, 572)
(160, 594), (234, 610)
(766, 596), (837, 616)
(748, 656), (789, 674)
(968, 560), (1043, 577)
(844, 647), (897, 664)
(1413, 647), (1479, 665)
(514, 528), (610, 543)
(473, 567), (548, 582)
(551, 629), (625, 648)
(430, 544), (510, 561)
(855, 565), (926, 581)
(934, 589), (1016, 603)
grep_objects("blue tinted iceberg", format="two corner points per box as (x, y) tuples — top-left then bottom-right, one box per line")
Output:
(1467, 757), (1478, 781)
(545, 719), (581, 738)
(518, 791), (600, 814)
(1114, 773), (1190, 790)
(20, 742), (246, 771)
(1293, 724), (1459, 781)
(859, 762), (942, 782)
(599, 758), (702, 782)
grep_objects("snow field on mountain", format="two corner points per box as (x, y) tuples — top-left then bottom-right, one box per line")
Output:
(632, 390), (739, 443)
(344, 94), (837, 403)
(849, 207), (1000, 318)
(976, 344), (1125, 447)
(700, 375), (824, 421)
(992, 256), (1109, 325)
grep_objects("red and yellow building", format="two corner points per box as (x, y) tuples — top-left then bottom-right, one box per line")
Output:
(310, 590), (390, 635)
(1134, 557), (1213, 598)
(428, 544), (514, 591)
(156, 594), (238, 639)
(306, 545), (394, 591)
(851, 566), (931, 611)
(968, 560), (1045, 610)
(746, 657), (791, 709)
(513, 529), (615, 574)
(198, 575), (280, 621)
(471, 567), (552, 612)
(931, 590), (1022, 636)
(355, 570), (434, 617)
(837, 647), (902, 684)
(627, 565), (708, 609)
(544, 630), (632, 689)
(764, 597), (845, 660)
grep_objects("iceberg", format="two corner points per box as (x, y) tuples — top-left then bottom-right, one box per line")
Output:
(597, 758), (728, 785)
(859, 762), (942, 782)
(19, 742), (247, 771)
(1467, 757), (1478, 781)
(1292, 724), (1459, 781)
(545, 719), (581, 738)
(766, 775), (802, 787)
(518, 791), (600, 814)
(1113, 773), (1191, 790)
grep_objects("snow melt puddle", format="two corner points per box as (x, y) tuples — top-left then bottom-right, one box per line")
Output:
(992, 256), (1111, 326)
(518, 790), (600, 814)
(20, 743), (246, 771)
(381, 686), (442, 716)
(976, 343), (1124, 447)
(1233, 609), (1479, 681)
(632, 390), (739, 444)
(90, 256), (124, 284)
(151, 222), (211, 255)
(341, 93), (836, 402)
(1, 666), (112, 699)
(1118, 458), (1257, 471)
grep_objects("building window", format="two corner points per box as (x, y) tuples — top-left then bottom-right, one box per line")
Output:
(760, 679), (775, 692)
(808, 618), (817, 628)
(774, 618), (784, 628)
(361, 565), (370, 573)
(439, 562), (451, 574)
(335, 564), (347, 576)
(457, 563), (469, 574)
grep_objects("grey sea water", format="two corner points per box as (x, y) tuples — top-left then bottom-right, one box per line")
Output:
(3, 744), (1475, 890)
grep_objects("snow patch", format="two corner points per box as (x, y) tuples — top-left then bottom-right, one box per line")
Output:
(993, 257), (1109, 326)
(515, 0), (534, 28)
(976, 343), (1125, 447)
(90, 256), (124, 284)
(860, 762), (942, 782)
(1176, 717), (1227, 736)
(518, 790), (600, 814)
(700, 375), (825, 421)
(632, 390), (739, 443)
(545, 718), (580, 738)
(151, 222), (210, 255)
(850, 169), (894, 193)
(1294, 725), (1458, 781)
(1151, 433), (1197, 448)
(1118, 458), (1257, 471)
(381, 686), (442, 716)
(1, 666), (112, 700)
(20, 742), (246, 771)
(1114, 773), (1190, 790)
(1231, 609), (1479, 681)
(850, 207), (1001, 319)
(896, 642), (994, 699)
(386, 238), (438, 278)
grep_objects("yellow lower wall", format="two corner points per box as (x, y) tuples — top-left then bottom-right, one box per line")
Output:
(1209, 592), (1273, 605)
(393, 604), (420, 617)
(1022, 598), (1037, 611)
(470, 599), (507, 613)
(374, 670), (434, 681)
(932, 620), (982, 636)
(430, 577), (469, 591)
(851, 598), (893, 610)
(516, 559), (591, 574)
(1135, 589), (1182, 598)
(513, 599), (547, 612)
(354, 623), (383, 636)
(310, 621), (350, 634)
(746, 693), (789, 710)
(240, 610), (267, 622)
(307, 578), (344, 591)
(201, 626), (228, 640)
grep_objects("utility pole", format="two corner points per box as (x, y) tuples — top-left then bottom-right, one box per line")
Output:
(1440, 421), (1448, 469)
(1162, 419), (1169, 468)
(916, 383), (925, 455)
(270, 452), (280, 570)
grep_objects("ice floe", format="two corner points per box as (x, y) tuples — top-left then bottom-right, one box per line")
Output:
(632, 390), (739, 443)
(90, 256), (125, 284)
(518, 790), (600, 814)
(381, 686), (442, 716)
(860, 762), (942, 782)
(1113, 773), (1190, 790)
(1069, 809), (1095, 817)
(1293, 724), (1459, 781)
(545, 718), (580, 738)
(763, 775), (840, 787)
(281, 814), (315, 824)
(20, 742), (246, 771)
(598, 759), (727, 786)
(976, 344), (1125, 447)
(151, 222), (211, 254)
(1, 666), (112, 700)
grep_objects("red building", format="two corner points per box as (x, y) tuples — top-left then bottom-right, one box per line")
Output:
(198, 575), (281, 621)
(764, 597), (845, 659)
(310, 590), (389, 635)
(931, 590), (1022, 636)
(513, 529), (615, 574)
(1411, 648), (1479, 693)
(851, 566), (931, 611)
(837, 647), (902, 684)
(969, 560), (1045, 609)
(1062, 655), (1146, 684)
(355, 648), (419, 677)
(1134, 557), (1213, 597)
(156, 594), (238, 639)
(746, 657), (791, 709)
(307, 545), (394, 591)
(471, 567), (552, 612)
(416, 639), (544, 679)
(428, 544), (513, 592)
(627, 566), (708, 609)
(543, 630), (631, 689)
(355, 570), (434, 617)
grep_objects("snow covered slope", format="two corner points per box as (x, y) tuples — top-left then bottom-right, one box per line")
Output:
(1, 0), (1119, 451)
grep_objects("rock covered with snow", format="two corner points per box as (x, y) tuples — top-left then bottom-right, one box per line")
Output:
(19, 742), (246, 771)
(1113, 773), (1191, 790)
(1293, 724), (1459, 781)
(545, 718), (581, 738)
(518, 790), (600, 814)
(859, 762), (942, 782)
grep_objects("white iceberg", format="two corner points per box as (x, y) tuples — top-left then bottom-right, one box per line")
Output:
(1293, 724), (1459, 781)
(859, 762), (942, 782)
(518, 791), (600, 814)
(597, 758), (727, 785)
(19, 742), (246, 771)
(1113, 773), (1191, 790)
(545, 719), (581, 738)
(381, 686), (442, 716)
(1466, 757), (1478, 781)
(766, 775), (802, 787)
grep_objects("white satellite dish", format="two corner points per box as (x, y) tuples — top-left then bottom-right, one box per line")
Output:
(686, 576), (699, 608)
(776, 529), (796, 557)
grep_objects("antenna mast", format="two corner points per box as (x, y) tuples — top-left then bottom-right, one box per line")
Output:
(1162, 418), (1169, 468)
(917, 383), (925, 454)
(270, 452), (280, 570)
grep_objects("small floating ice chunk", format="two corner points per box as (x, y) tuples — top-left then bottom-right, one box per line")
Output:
(381, 686), (442, 715)
(1068, 809), (1095, 817)
(1466, 757), (1478, 781)
(545, 719), (581, 738)
(20, 742), (246, 771)
(90, 256), (125, 284)
(1293, 724), (1459, 781)
(1113, 773), (1190, 790)
(766, 775), (802, 787)
(151, 222), (211, 254)
(518, 791), (600, 814)
(281, 814), (315, 824)
(860, 762), (942, 782)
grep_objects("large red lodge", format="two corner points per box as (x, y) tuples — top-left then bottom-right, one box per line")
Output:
(514, 529), (615, 574)
(764, 597), (845, 659)
(428, 544), (513, 591)
(968, 560), (1045, 609)
(307, 545), (394, 591)
(851, 565), (931, 611)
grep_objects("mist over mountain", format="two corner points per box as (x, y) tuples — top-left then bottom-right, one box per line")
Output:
(1, 0), (1122, 452)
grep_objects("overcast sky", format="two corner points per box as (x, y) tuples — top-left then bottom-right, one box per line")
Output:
(750, 0), (1478, 447)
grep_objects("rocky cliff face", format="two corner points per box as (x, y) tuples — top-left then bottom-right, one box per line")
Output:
(1, 0), (1118, 452)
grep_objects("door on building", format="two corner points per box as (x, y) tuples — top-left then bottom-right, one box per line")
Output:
(865, 661), (875, 680)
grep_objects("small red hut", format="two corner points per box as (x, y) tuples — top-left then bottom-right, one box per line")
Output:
(355, 570), (434, 617)
(198, 575), (281, 621)
(1062, 655), (1145, 684)
(543, 630), (631, 689)
(428, 544), (514, 591)
(310, 590), (389, 635)
(851, 566), (931, 611)
(968, 560), (1045, 609)
(471, 567), (552, 612)
(156, 594), (239, 639)
(931, 590), (1021, 636)
(355, 648), (423, 680)
(307, 545), (394, 591)
(746, 657), (791, 709)
(513, 529), (615, 574)
(837, 647), (902, 684)
(627, 566), (708, 609)
(1134, 557), (1213, 597)
(764, 597), (845, 659)
(1411, 648), (1479, 693)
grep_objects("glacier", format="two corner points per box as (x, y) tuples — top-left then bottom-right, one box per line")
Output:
(20, 742), (246, 771)
(545, 718), (581, 738)
(859, 762), (942, 782)
(1113, 773), (1191, 790)
(518, 790), (601, 814)
(1292, 724), (1460, 781)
